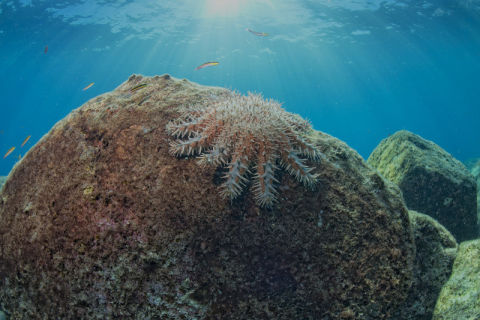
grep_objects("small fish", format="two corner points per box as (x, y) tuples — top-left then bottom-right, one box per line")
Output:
(131, 83), (148, 93)
(195, 61), (219, 70)
(246, 28), (268, 37)
(44, 45), (48, 54)
(3, 147), (15, 159)
(21, 135), (31, 147)
(83, 82), (94, 91)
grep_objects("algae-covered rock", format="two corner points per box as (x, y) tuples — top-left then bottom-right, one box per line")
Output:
(469, 159), (480, 184)
(433, 239), (480, 320)
(0, 75), (414, 319)
(465, 158), (480, 176)
(466, 158), (480, 235)
(0, 176), (6, 189)
(392, 210), (457, 320)
(367, 130), (478, 241)
(474, 161), (480, 235)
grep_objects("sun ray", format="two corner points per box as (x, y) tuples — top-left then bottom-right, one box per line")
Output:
(202, 0), (248, 18)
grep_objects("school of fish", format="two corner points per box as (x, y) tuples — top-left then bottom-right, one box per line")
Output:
(195, 28), (268, 71)
(2, 27), (269, 162)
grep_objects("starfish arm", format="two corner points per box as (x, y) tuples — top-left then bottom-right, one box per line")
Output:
(280, 150), (318, 188)
(252, 159), (279, 208)
(169, 135), (206, 156)
(220, 156), (250, 199)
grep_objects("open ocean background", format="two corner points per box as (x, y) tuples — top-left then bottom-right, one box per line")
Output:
(1, 0), (479, 176)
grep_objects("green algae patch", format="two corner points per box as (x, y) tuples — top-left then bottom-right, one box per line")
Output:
(83, 185), (94, 196)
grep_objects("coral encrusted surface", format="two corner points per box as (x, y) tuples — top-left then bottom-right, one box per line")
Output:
(0, 75), (414, 319)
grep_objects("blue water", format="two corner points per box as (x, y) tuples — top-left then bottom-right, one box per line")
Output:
(1, 0), (479, 176)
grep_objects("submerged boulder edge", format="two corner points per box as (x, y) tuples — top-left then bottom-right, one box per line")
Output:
(0, 74), (414, 319)
(367, 130), (478, 242)
(392, 210), (457, 320)
(466, 158), (480, 235)
(433, 239), (480, 320)
(0, 177), (5, 195)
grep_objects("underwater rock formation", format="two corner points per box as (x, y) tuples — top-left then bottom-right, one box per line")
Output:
(392, 210), (457, 320)
(0, 176), (6, 189)
(0, 75), (414, 319)
(433, 239), (480, 320)
(368, 130), (478, 242)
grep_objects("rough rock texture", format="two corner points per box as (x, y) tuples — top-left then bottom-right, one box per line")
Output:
(367, 130), (478, 241)
(433, 239), (480, 320)
(0, 75), (415, 319)
(468, 159), (480, 187)
(392, 210), (457, 320)
(0, 176), (6, 189)
(466, 158), (480, 235)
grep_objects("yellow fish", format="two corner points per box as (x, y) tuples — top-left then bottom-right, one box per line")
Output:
(131, 83), (148, 93)
(246, 28), (268, 37)
(21, 135), (31, 147)
(3, 147), (15, 159)
(82, 82), (94, 91)
(195, 61), (219, 70)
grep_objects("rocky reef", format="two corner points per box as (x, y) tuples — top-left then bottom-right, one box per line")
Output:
(0, 176), (6, 190)
(433, 239), (480, 320)
(368, 130), (478, 241)
(0, 75), (414, 319)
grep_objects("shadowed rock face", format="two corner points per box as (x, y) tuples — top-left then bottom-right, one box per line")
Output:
(368, 130), (478, 242)
(0, 75), (414, 319)
(466, 159), (480, 235)
(392, 210), (457, 320)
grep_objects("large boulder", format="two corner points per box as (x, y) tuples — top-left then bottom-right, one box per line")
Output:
(433, 239), (480, 320)
(0, 75), (414, 319)
(367, 130), (477, 241)
(392, 210), (457, 320)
